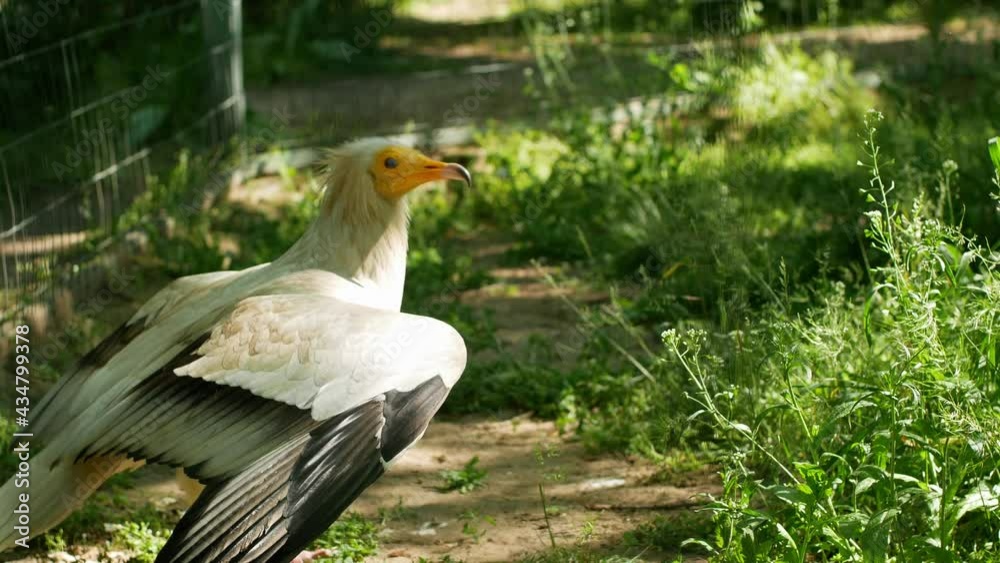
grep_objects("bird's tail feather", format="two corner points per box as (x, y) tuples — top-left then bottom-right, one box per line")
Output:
(0, 445), (138, 552)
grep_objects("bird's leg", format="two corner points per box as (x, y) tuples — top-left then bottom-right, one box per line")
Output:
(291, 549), (332, 563)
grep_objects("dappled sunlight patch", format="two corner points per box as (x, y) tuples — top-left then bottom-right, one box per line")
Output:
(675, 143), (727, 179)
(732, 44), (875, 133)
(780, 141), (840, 171)
(477, 127), (571, 185)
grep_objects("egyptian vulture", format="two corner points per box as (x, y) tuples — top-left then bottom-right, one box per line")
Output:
(0, 139), (472, 563)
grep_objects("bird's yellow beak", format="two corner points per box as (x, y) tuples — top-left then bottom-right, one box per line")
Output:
(372, 147), (472, 200)
(395, 158), (472, 195)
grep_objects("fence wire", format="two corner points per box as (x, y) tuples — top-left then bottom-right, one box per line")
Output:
(0, 0), (244, 326)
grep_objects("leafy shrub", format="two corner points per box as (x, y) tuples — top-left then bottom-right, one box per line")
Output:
(671, 114), (1000, 561)
(475, 42), (872, 311)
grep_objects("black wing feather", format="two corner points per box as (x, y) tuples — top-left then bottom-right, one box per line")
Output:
(34, 319), (146, 439)
(154, 375), (449, 563)
(381, 379), (451, 460)
(76, 336), (319, 481)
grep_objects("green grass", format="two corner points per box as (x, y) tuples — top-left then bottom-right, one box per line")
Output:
(438, 456), (488, 494)
(624, 512), (714, 556)
(310, 512), (380, 562)
(30, 473), (177, 560)
(109, 521), (170, 563)
(518, 547), (640, 563)
(660, 114), (1000, 562)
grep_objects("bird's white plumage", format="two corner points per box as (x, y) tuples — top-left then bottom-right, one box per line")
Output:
(174, 293), (466, 419)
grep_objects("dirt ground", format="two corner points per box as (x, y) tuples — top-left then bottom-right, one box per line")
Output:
(140, 416), (713, 562)
(22, 418), (715, 562)
(331, 416), (715, 561)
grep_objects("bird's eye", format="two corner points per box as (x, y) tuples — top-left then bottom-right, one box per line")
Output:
(384, 157), (398, 169)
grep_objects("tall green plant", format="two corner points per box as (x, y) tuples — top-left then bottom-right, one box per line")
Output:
(674, 112), (1000, 561)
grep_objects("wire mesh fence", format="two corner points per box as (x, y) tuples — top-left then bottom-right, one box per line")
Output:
(0, 0), (244, 326)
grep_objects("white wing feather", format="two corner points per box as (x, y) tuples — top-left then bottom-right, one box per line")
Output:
(174, 294), (467, 420)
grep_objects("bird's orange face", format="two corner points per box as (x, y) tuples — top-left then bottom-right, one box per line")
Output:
(369, 146), (472, 200)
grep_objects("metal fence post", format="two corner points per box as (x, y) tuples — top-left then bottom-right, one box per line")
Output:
(202, 0), (245, 136)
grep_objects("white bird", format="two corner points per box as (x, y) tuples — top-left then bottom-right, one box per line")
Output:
(0, 138), (472, 562)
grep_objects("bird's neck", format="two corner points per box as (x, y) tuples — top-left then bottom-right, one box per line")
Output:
(275, 197), (410, 311)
